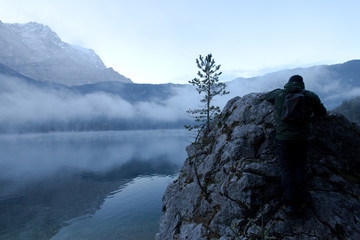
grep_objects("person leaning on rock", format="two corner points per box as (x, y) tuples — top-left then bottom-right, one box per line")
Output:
(265, 75), (327, 215)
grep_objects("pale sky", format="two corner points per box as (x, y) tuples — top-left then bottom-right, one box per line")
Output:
(1, 0), (359, 84)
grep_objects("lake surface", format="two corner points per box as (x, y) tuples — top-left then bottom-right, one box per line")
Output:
(0, 129), (191, 240)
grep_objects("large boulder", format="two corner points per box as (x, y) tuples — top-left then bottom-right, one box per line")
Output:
(156, 93), (360, 240)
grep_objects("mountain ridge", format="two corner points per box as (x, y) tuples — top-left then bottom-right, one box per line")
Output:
(1, 20), (359, 132)
(228, 59), (360, 109)
(0, 21), (131, 85)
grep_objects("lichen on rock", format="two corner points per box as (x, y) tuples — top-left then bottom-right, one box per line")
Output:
(155, 93), (360, 240)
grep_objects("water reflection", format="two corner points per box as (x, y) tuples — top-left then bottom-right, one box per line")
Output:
(0, 130), (189, 240)
(52, 176), (174, 240)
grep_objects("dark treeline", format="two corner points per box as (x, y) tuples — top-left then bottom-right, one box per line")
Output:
(334, 96), (360, 125)
(0, 118), (191, 134)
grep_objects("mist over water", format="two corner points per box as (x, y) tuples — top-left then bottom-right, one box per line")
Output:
(0, 129), (190, 240)
(0, 76), (198, 132)
(1, 61), (359, 133)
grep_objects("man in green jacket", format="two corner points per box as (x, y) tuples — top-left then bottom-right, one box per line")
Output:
(265, 75), (327, 215)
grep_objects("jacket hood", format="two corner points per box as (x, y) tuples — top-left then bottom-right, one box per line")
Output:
(284, 81), (305, 93)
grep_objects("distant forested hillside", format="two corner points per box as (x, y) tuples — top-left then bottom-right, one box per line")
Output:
(334, 96), (360, 125)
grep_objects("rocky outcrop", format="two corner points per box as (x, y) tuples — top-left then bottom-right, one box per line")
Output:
(156, 93), (360, 240)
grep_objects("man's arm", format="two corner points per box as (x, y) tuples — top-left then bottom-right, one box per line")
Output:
(265, 89), (281, 103)
(312, 95), (327, 117)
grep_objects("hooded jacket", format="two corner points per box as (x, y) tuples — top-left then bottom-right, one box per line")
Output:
(265, 81), (327, 141)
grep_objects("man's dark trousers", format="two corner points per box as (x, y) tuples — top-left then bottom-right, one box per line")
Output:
(276, 139), (308, 207)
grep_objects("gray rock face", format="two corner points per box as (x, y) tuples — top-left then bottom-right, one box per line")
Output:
(156, 93), (360, 240)
(0, 21), (131, 85)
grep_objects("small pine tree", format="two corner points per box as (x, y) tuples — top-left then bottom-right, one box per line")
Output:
(185, 54), (229, 134)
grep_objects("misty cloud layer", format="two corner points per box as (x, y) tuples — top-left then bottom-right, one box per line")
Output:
(1, 63), (359, 132)
(0, 76), (201, 131)
(227, 66), (360, 109)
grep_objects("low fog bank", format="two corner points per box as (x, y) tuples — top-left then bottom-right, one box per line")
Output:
(229, 64), (360, 110)
(1, 62), (358, 133)
(0, 76), (199, 133)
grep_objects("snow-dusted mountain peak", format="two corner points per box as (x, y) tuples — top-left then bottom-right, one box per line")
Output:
(10, 22), (61, 41)
(0, 21), (131, 85)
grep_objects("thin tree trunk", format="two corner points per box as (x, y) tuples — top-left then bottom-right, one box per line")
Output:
(207, 77), (211, 132)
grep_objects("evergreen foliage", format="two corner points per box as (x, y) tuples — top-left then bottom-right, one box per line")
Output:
(334, 96), (360, 125)
(185, 54), (229, 133)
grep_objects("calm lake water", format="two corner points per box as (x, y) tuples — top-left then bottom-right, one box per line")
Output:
(0, 129), (191, 240)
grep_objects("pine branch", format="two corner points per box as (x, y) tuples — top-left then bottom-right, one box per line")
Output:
(186, 53), (229, 134)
